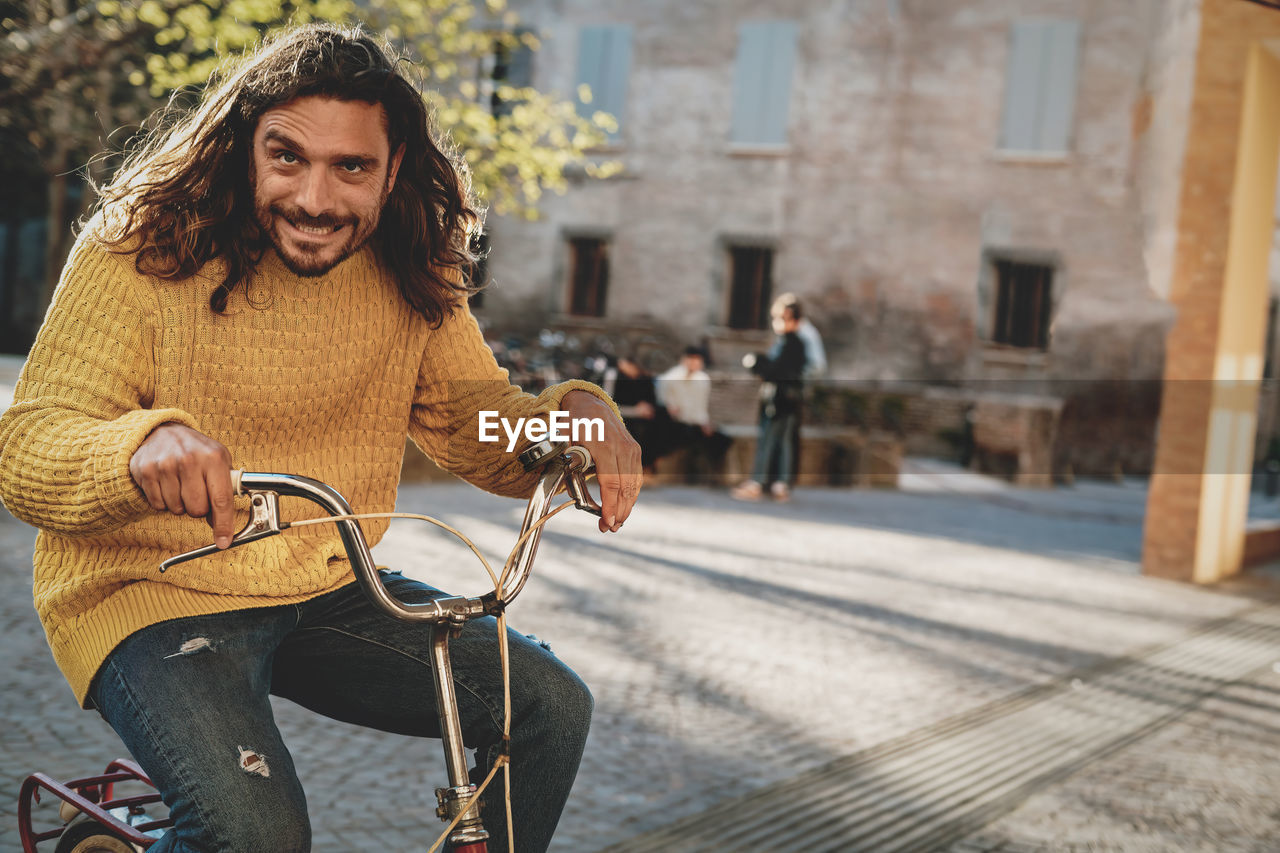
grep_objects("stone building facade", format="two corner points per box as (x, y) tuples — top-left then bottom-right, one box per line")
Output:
(478, 0), (1177, 385)
(469, 0), (1280, 487)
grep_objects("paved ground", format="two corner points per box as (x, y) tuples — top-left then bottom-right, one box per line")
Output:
(3, 348), (1280, 851)
(951, 661), (1280, 853)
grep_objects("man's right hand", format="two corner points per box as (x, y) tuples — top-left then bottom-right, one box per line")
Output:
(129, 423), (236, 549)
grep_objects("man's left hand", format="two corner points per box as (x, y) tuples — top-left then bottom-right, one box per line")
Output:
(562, 389), (642, 533)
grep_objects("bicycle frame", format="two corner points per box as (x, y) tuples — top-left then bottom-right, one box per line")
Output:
(18, 439), (599, 852)
(18, 759), (165, 851)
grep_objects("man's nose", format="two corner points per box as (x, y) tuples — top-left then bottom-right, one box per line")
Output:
(294, 168), (335, 216)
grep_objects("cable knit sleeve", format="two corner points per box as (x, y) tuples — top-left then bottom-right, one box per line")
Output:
(408, 298), (620, 498)
(0, 238), (199, 535)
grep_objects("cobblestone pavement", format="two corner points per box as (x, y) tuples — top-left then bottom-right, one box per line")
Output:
(947, 659), (1280, 853)
(3, 467), (1280, 851)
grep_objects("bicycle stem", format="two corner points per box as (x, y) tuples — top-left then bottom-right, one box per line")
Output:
(430, 622), (490, 846)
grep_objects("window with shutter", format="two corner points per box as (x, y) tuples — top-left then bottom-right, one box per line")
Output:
(730, 20), (798, 147)
(576, 25), (633, 143)
(998, 19), (1081, 154)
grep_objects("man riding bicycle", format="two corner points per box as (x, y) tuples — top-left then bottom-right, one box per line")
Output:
(0, 23), (641, 853)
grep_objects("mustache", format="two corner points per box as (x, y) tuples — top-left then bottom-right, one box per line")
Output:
(270, 205), (356, 230)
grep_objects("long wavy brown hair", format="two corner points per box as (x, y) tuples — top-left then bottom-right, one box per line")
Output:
(89, 23), (482, 324)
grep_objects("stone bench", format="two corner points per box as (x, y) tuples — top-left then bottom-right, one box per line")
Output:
(653, 424), (902, 488)
(970, 393), (1063, 488)
(401, 426), (904, 489)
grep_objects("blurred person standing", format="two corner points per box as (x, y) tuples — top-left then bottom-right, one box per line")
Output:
(772, 292), (826, 379)
(770, 293), (825, 488)
(732, 302), (807, 501)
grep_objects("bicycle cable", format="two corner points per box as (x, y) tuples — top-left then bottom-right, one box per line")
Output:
(287, 499), (578, 853)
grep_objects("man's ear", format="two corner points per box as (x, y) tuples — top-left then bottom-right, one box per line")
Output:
(387, 143), (406, 193)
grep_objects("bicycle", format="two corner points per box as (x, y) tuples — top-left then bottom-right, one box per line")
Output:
(18, 439), (601, 853)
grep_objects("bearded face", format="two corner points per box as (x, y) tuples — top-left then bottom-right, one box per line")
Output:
(250, 96), (403, 276)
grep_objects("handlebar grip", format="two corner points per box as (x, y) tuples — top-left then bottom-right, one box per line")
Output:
(231, 469), (244, 496)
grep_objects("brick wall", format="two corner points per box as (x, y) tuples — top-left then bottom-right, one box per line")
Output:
(1142, 0), (1280, 581)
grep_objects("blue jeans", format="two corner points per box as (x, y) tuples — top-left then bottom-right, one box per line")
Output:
(752, 410), (799, 486)
(88, 574), (592, 853)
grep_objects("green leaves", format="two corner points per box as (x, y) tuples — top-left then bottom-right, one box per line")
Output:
(94, 0), (616, 217)
(3, 0), (620, 257)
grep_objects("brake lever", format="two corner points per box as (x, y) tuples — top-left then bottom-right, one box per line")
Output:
(159, 474), (289, 572)
(562, 446), (603, 517)
(516, 440), (603, 517)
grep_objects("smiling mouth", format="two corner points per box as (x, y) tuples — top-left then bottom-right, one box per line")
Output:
(286, 219), (344, 237)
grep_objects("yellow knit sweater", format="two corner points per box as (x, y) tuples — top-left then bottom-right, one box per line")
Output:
(0, 236), (620, 707)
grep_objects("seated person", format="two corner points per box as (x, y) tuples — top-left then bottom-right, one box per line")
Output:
(601, 355), (672, 471)
(656, 346), (730, 473)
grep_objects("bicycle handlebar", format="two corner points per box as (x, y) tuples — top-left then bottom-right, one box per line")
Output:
(157, 441), (598, 624)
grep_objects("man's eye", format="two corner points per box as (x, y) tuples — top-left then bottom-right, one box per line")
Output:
(276, 151), (299, 164)
(341, 162), (364, 173)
